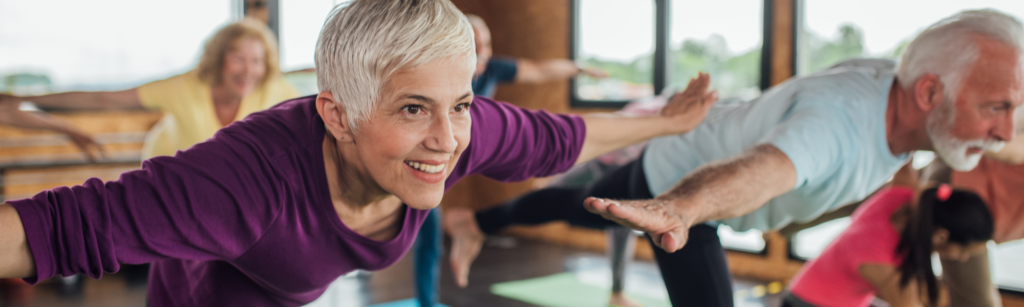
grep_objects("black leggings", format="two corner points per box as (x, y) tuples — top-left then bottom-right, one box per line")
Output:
(475, 159), (735, 306)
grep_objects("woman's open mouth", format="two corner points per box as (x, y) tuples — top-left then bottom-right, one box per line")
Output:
(404, 161), (445, 174)
(404, 160), (447, 184)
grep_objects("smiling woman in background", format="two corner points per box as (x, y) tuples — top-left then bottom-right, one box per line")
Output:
(0, 18), (299, 159)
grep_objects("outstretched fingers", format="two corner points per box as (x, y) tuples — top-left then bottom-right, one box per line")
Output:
(583, 197), (690, 253)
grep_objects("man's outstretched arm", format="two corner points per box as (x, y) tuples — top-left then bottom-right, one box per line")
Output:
(584, 144), (797, 252)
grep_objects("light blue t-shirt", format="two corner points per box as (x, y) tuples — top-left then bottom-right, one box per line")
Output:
(641, 59), (910, 232)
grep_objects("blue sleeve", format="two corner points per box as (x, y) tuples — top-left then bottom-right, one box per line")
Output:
(488, 57), (518, 82)
(759, 103), (855, 189)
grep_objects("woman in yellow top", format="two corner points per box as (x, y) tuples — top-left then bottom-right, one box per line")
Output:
(0, 18), (300, 159)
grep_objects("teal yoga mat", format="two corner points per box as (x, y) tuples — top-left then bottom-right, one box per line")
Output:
(367, 298), (450, 307)
(490, 273), (670, 307)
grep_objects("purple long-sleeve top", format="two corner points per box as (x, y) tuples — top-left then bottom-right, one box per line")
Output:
(9, 95), (585, 306)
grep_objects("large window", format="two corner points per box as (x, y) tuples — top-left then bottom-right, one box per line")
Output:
(573, 0), (765, 107)
(575, 0), (656, 103)
(279, 0), (337, 72)
(670, 0), (763, 101)
(799, 1), (1024, 75)
(0, 0), (233, 94)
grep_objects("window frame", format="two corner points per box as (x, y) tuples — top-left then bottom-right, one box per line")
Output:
(569, 0), (774, 108)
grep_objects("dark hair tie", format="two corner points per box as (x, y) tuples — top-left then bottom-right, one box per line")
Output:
(937, 184), (952, 201)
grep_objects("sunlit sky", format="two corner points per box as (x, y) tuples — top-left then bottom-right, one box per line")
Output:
(2, 0), (1024, 89)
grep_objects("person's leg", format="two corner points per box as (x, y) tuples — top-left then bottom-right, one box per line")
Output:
(650, 224), (734, 307)
(446, 160), (643, 288)
(474, 187), (592, 234)
(413, 208), (442, 307)
(473, 160), (643, 234)
(941, 246), (1002, 307)
(607, 226), (641, 307)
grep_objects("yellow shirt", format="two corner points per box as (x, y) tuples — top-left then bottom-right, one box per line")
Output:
(136, 71), (300, 158)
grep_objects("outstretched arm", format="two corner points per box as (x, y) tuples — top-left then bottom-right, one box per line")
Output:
(1, 89), (142, 111)
(0, 91), (133, 160)
(584, 144), (796, 252)
(0, 102), (104, 161)
(0, 203), (33, 278)
(514, 59), (608, 84)
(575, 73), (718, 166)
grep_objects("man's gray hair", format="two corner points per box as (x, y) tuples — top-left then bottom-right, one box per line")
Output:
(897, 9), (1024, 97)
(315, 0), (475, 131)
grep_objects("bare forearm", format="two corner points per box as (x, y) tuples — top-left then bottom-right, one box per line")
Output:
(23, 89), (142, 110)
(576, 114), (674, 166)
(515, 59), (579, 83)
(0, 203), (35, 278)
(658, 144), (797, 225)
(0, 108), (78, 133)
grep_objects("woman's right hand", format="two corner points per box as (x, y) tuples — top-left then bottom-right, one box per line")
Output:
(61, 125), (105, 163)
(0, 94), (104, 162)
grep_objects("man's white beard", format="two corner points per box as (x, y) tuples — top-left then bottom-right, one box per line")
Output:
(926, 100), (1006, 171)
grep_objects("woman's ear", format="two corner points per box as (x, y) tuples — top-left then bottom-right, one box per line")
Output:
(913, 74), (946, 112)
(316, 91), (355, 142)
(932, 228), (950, 246)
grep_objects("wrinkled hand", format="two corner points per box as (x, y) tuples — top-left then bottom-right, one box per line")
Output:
(580, 67), (609, 79)
(583, 197), (692, 253)
(659, 72), (719, 134)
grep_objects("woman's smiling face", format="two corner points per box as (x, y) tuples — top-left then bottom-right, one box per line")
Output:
(350, 56), (474, 209)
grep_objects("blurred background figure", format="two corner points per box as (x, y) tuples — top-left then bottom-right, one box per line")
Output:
(0, 18), (300, 160)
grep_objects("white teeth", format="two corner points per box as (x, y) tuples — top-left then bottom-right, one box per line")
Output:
(405, 161), (444, 174)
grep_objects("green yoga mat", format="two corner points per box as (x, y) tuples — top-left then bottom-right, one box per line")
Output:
(490, 273), (670, 307)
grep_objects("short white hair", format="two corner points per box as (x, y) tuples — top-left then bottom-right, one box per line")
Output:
(897, 9), (1024, 97)
(315, 0), (475, 131)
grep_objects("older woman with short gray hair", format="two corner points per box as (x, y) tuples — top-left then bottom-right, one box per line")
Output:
(0, 0), (716, 306)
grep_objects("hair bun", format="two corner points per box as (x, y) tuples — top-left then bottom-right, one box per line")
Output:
(937, 184), (953, 201)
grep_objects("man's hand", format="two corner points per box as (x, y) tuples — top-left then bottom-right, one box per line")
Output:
(660, 72), (719, 135)
(580, 67), (609, 79)
(583, 197), (693, 253)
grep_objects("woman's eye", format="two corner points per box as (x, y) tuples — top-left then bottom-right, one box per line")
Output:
(403, 105), (423, 114)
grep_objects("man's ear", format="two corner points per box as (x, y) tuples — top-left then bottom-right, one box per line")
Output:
(913, 73), (946, 112)
(316, 91), (355, 142)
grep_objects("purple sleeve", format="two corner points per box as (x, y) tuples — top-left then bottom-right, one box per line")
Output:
(446, 96), (586, 187)
(9, 130), (285, 283)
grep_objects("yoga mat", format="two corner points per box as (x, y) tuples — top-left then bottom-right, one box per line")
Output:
(367, 298), (450, 307)
(490, 273), (670, 307)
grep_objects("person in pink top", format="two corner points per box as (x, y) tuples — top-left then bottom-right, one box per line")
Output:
(786, 185), (993, 307)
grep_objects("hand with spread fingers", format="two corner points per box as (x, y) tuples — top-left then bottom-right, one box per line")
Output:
(583, 197), (694, 253)
(660, 72), (719, 135)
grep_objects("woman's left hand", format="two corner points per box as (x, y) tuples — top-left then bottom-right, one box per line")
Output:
(659, 72), (719, 135)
